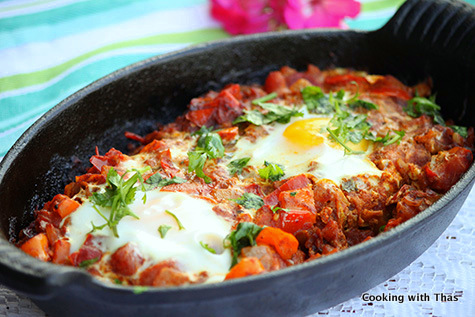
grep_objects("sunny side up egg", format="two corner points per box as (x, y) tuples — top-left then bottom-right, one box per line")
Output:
(231, 110), (382, 184)
(66, 190), (233, 283)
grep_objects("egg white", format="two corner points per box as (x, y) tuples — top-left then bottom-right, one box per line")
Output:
(67, 190), (232, 283)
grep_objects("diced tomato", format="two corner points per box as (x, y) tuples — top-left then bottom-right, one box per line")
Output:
(140, 139), (166, 153)
(89, 148), (128, 173)
(324, 74), (370, 89)
(110, 243), (144, 276)
(185, 108), (215, 127)
(217, 127), (239, 141)
(160, 149), (181, 178)
(75, 173), (106, 185)
(52, 239), (71, 264)
(264, 71), (288, 94)
(279, 209), (316, 235)
(20, 233), (50, 262)
(69, 234), (103, 267)
(256, 227), (299, 260)
(225, 257), (265, 280)
(278, 187), (316, 213)
(264, 174), (311, 205)
(50, 194), (80, 219)
(369, 75), (412, 100)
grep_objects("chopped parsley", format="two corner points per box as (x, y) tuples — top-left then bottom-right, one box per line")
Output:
(187, 126), (225, 183)
(290, 192), (297, 197)
(90, 168), (141, 238)
(228, 157), (251, 175)
(224, 222), (263, 267)
(200, 241), (217, 254)
(165, 210), (185, 230)
(258, 161), (285, 181)
(232, 192), (264, 210)
(158, 224), (172, 238)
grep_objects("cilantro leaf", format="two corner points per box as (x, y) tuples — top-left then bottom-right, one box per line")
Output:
(404, 96), (444, 125)
(450, 125), (468, 138)
(348, 99), (378, 110)
(90, 168), (141, 237)
(165, 210), (185, 230)
(233, 98), (303, 125)
(233, 193), (264, 210)
(258, 161), (285, 181)
(187, 151), (211, 183)
(224, 222), (263, 267)
(302, 86), (334, 114)
(187, 127), (224, 183)
(144, 173), (185, 190)
(200, 241), (217, 254)
(366, 130), (405, 146)
(158, 224), (172, 238)
(271, 205), (290, 214)
(228, 157), (251, 175)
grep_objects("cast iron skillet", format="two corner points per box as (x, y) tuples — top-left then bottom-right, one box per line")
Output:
(0, 0), (474, 316)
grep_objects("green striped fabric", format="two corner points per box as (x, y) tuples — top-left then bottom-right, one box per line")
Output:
(0, 0), (474, 158)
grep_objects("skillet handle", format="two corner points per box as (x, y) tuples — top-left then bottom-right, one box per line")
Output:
(377, 0), (475, 67)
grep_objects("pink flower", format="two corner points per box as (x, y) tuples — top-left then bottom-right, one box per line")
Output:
(210, 0), (361, 35)
(283, 0), (360, 29)
(210, 0), (278, 34)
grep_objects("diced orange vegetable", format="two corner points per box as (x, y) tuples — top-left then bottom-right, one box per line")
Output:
(217, 127), (239, 141)
(256, 227), (299, 260)
(55, 195), (80, 218)
(45, 223), (60, 245)
(20, 233), (50, 262)
(225, 257), (265, 280)
(52, 239), (71, 264)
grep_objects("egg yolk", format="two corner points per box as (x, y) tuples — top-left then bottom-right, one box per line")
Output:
(283, 118), (329, 147)
(283, 117), (370, 152)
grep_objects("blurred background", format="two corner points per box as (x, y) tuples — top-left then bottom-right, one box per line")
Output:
(0, 0), (474, 316)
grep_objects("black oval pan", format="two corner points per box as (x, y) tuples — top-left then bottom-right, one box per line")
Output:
(0, 0), (474, 316)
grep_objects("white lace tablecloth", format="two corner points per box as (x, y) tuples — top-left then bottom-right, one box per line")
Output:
(1, 186), (473, 317)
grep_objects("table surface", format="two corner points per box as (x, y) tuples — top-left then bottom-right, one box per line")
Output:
(0, 0), (474, 316)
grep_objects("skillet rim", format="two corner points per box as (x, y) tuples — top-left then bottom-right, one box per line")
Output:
(0, 27), (473, 301)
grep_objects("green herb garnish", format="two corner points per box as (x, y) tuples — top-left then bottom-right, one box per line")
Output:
(228, 157), (251, 175)
(232, 192), (264, 210)
(200, 241), (217, 254)
(187, 127), (225, 183)
(271, 206), (290, 214)
(234, 95), (303, 125)
(90, 168), (141, 238)
(158, 224), (172, 238)
(224, 222), (263, 267)
(365, 130), (405, 146)
(252, 92), (277, 104)
(450, 125), (468, 138)
(302, 86), (334, 114)
(404, 96), (444, 125)
(79, 257), (99, 268)
(165, 210), (185, 230)
(133, 286), (149, 295)
(144, 173), (185, 190)
(258, 161), (285, 181)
